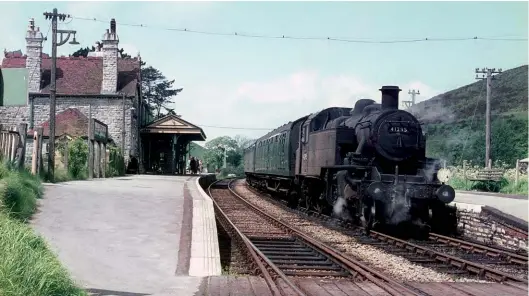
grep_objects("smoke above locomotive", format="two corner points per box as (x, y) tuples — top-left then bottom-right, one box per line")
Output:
(244, 85), (458, 239)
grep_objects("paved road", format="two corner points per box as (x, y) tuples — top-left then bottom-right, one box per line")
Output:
(454, 191), (528, 222)
(31, 175), (204, 296)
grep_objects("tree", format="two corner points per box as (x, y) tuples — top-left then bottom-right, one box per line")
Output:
(71, 46), (94, 57)
(71, 46), (129, 58)
(203, 136), (241, 170)
(119, 48), (131, 59)
(139, 60), (183, 120)
(71, 47), (184, 120)
(234, 135), (255, 151)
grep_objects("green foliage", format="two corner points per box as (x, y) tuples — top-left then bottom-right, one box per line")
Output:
(0, 161), (43, 221)
(219, 165), (245, 179)
(67, 138), (89, 180)
(140, 61), (183, 120)
(500, 177), (528, 195)
(425, 114), (528, 167)
(203, 136), (248, 171)
(448, 162), (528, 195)
(0, 212), (87, 296)
(411, 65), (528, 168)
(106, 146), (125, 177)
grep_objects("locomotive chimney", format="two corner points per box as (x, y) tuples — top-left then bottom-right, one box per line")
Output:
(380, 86), (401, 110)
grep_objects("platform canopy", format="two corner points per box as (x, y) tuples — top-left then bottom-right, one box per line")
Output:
(140, 114), (206, 141)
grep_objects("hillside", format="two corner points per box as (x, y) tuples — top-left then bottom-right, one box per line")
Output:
(410, 65), (528, 123)
(409, 65), (528, 167)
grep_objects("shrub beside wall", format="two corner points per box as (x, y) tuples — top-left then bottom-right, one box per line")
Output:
(106, 146), (125, 177)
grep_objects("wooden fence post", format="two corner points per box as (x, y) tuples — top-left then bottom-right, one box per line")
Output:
(32, 130), (39, 175)
(94, 141), (100, 178)
(515, 159), (520, 186)
(36, 127), (43, 175)
(7, 128), (13, 163)
(64, 141), (69, 172)
(16, 123), (27, 169)
(88, 140), (94, 179)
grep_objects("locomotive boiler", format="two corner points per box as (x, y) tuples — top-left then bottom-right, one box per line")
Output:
(244, 86), (458, 238)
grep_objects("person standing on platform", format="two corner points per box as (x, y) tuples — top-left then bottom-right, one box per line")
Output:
(190, 157), (197, 175)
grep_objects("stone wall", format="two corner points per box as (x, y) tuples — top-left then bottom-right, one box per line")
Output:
(0, 106), (30, 126)
(456, 204), (528, 252)
(0, 95), (138, 162)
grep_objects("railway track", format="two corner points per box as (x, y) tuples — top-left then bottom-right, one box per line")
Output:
(241, 180), (528, 285)
(208, 179), (423, 296)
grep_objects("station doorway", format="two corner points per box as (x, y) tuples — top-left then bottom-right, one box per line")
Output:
(140, 114), (206, 175)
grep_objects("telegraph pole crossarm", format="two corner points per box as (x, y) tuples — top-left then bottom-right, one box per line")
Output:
(403, 89), (420, 109)
(474, 67), (502, 169)
(43, 8), (80, 182)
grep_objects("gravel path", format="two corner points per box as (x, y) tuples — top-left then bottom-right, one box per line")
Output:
(31, 176), (204, 296)
(232, 181), (490, 283)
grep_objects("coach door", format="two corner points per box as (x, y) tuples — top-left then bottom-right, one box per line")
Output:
(298, 121), (310, 175)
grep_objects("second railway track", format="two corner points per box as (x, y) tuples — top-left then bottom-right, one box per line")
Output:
(240, 179), (528, 285)
(208, 178), (423, 296)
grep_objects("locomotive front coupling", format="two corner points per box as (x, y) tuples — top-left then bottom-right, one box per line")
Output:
(366, 181), (456, 204)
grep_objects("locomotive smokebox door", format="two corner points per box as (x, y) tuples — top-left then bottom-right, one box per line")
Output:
(380, 86), (402, 110)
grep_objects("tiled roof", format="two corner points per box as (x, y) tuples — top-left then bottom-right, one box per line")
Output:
(1, 52), (140, 96)
(27, 108), (89, 138)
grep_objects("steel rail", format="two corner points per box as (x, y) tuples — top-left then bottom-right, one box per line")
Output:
(228, 180), (421, 296)
(208, 180), (306, 296)
(369, 231), (528, 283)
(243, 179), (528, 285)
(429, 232), (528, 266)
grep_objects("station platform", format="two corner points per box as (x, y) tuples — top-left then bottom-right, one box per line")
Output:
(33, 175), (221, 296)
(453, 190), (528, 222)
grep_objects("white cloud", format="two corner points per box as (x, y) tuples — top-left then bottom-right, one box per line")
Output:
(120, 43), (140, 57)
(171, 70), (442, 143)
(235, 71), (319, 103)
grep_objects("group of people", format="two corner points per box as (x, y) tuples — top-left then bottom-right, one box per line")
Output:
(188, 156), (203, 174)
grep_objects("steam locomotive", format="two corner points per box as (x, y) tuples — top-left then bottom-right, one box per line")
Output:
(243, 86), (458, 238)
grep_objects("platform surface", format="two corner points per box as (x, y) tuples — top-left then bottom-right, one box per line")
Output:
(32, 175), (221, 296)
(454, 191), (528, 222)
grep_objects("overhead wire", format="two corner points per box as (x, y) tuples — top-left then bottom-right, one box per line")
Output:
(65, 15), (520, 135)
(69, 15), (528, 44)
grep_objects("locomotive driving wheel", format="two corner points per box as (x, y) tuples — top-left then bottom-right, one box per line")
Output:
(300, 179), (324, 214)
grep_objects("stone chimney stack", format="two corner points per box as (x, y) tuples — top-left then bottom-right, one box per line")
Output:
(25, 18), (44, 93)
(101, 18), (119, 94)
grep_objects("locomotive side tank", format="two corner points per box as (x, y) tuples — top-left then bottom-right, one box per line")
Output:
(244, 85), (458, 238)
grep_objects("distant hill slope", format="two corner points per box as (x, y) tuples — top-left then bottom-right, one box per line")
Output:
(410, 65), (528, 123)
(409, 65), (528, 167)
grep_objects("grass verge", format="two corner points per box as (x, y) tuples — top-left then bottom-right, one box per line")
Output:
(0, 160), (87, 296)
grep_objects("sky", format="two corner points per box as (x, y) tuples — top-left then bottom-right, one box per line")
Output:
(0, 1), (527, 145)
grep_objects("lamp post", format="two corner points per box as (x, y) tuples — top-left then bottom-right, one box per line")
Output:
(43, 8), (79, 182)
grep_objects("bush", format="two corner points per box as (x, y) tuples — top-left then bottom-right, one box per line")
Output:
(106, 146), (125, 177)
(0, 161), (43, 221)
(447, 160), (528, 195)
(0, 212), (87, 296)
(67, 138), (88, 180)
(219, 165), (244, 179)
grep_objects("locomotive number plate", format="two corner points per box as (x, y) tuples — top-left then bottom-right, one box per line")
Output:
(388, 126), (409, 134)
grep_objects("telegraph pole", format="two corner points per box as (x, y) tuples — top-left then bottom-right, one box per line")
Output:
(43, 8), (79, 181)
(403, 89), (420, 109)
(475, 67), (502, 168)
